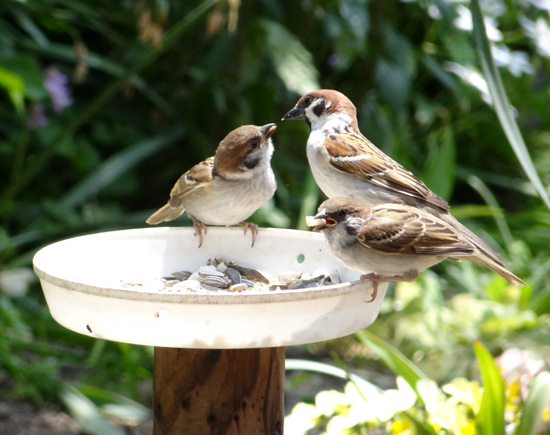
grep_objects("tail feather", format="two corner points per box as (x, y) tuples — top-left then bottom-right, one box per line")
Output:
(469, 253), (526, 287)
(441, 213), (505, 266)
(146, 204), (185, 225)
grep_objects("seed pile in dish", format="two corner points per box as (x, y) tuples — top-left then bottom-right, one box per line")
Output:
(121, 257), (341, 293)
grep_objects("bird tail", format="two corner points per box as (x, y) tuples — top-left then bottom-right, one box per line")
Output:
(469, 253), (527, 287)
(442, 214), (505, 266)
(146, 204), (184, 225)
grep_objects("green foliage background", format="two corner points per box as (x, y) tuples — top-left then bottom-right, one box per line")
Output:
(0, 0), (549, 432)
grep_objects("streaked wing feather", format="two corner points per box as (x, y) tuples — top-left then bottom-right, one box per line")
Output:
(325, 134), (449, 212)
(168, 156), (214, 207)
(357, 205), (474, 256)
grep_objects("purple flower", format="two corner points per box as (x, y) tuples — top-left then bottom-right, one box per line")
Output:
(44, 66), (72, 114)
(27, 103), (48, 129)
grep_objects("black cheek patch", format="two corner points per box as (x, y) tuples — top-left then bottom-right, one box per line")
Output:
(243, 157), (260, 169)
(313, 100), (325, 117)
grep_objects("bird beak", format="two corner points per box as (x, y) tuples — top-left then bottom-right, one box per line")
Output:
(282, 105), (305, 121)
(306, 211), (336, 231)
(260, 123), (277, 139)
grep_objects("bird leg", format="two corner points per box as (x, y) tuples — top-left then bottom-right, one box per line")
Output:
(359, 271), (419, 303)
(239, 222), (259, 247)
(192, 219), (208, 248)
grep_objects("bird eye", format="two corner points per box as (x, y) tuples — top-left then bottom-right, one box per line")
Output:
(338, 210), (347, 219)
(250, 140), (260, 150)
(303, 96), (314, 105)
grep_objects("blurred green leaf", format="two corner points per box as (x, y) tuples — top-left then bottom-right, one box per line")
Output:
(58, 128), (184, 210)
(0, 56), (47, 101)
(296, 171), (321, 230)
(59, 384), (125, 435)
(468, 175), (513, 248)
(375, 58), (411, 111)
(422, 125), (456, 200)
(474, 341), (505, 435)
(355, 330), (428, 396)
(471, 0), (550, 211)
(285, 359), (380, 397)
(0, 66), (25, 114)
(515, 372), (550, 435)
(259, 18), (320, 95)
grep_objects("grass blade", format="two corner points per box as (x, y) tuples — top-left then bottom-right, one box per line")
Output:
(470, 0), (550, 211)
(354, 330), (427, 395)
(474, 341), (505, 435)
(286, 358), (378, 393)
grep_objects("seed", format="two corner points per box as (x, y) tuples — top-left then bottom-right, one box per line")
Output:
(278, 271), (301, 285)
(241, 278), (255, 288)
(225, 267), (241, 284)
(202, 276), (228, 288)
(172, 271), (192, 280)
(198, 266), (225, 278)
(229, 283), (247, 292)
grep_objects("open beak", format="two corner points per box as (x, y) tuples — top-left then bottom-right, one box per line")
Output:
(306, 211), (337, 231)
(260, 123), (277, 139)
(282, 106), (305, 121)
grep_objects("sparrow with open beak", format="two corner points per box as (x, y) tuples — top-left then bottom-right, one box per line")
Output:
(308, 198), (526, 302)
(283, 89), (508, 267)
(146, 124), (277, 247)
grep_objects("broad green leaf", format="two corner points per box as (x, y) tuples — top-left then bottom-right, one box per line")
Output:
(471, 0), (550, 211)
(474, 342), (505, 435)
(515, 372), (550, 435)
(259, 18), (320, 95)
(58, 128), (184, 210)
(354, 330), (427, 396)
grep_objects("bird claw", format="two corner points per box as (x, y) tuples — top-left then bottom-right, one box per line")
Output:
(359, 272), (409, 303)
(193, 221), (208, 247)
(241, 222), (259, 247)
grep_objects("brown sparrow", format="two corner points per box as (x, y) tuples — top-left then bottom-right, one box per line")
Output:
(283, 89), (506, 267)
(308, 198), (526, 302)
(146, 124), (277, 247)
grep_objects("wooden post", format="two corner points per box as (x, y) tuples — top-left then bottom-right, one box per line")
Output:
(153, 347), (285, 435)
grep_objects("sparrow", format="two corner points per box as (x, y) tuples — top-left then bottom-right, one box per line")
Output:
(308, 198), (526, 302)
(146, 124), (277, 247)
(283, 89), (506, 267)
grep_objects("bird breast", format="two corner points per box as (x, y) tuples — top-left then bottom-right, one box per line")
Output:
(183, 167), (276, 226)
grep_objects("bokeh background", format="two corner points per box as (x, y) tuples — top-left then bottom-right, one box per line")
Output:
(1, 0), (549, 433)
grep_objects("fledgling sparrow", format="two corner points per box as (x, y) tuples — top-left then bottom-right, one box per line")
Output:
(146, 124), (277, 247)
(308, 198), (526, 302)
(283, 89), (506, 267)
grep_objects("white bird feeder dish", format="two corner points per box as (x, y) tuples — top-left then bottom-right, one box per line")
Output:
(33, 227), (387, 434)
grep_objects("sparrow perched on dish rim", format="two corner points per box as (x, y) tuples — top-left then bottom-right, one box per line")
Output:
(146, 124), (277, 247)
(308, 197), (526, 302)
(283, 89), (506, 267)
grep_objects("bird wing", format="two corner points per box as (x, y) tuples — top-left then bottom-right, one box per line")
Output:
(324, 133), (450, 212)
(168, 156), (214, 208)
(356, 204), (474, 256)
